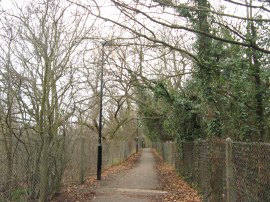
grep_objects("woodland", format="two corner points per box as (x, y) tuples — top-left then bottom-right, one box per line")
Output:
(92, 0), (270, 143)
(0, 0), (270, 201)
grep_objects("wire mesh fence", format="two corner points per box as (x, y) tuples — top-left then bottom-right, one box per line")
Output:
(0, 143), (32, 202)
(154, 138), (270, 202)
(63, 136), (136, 184)
(0, 132), (136, 201)
(232, 141), (270, 201)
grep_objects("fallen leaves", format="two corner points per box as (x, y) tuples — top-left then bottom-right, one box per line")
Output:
(51, 150), (201, 202)
(51, 152), (141, 202)
(153, 150), (202, 202)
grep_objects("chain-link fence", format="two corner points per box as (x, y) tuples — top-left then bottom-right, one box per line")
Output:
(0, 132), (136, 201)
(232, 141), (270, 201)
(0, 142), (33, 202)
(63, 136), (136, 184)
(154, 138), (270, 202)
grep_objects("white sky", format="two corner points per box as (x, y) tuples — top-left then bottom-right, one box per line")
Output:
(1, 0), (270, 124)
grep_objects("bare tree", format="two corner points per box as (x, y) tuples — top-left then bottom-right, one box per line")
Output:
(0, 0), (97, 200)
(0, 19), (23, 199)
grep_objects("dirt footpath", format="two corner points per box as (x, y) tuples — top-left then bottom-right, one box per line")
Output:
(52, 148), (201, 202)
(91, 148), (166, 202)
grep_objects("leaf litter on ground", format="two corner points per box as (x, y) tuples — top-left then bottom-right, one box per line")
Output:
(51, 152), (141, 202)
(152, 149), (202, 202)
(52, 150), (201, 202)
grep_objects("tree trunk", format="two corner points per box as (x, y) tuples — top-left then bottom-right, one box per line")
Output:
(39, 136), (49, 202)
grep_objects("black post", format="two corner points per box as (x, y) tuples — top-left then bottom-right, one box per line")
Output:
(97, 43), (105, 181)
(136, 118), (139, 153)
(136, 137), (139, 153)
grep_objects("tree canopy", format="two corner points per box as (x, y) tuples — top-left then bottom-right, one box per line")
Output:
(91, 0), (270, 142)
(1, 0), (270, 200)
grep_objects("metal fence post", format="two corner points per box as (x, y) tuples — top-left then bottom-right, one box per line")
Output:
(79, 136), (85, 184)
(226, 137), (234, 202)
